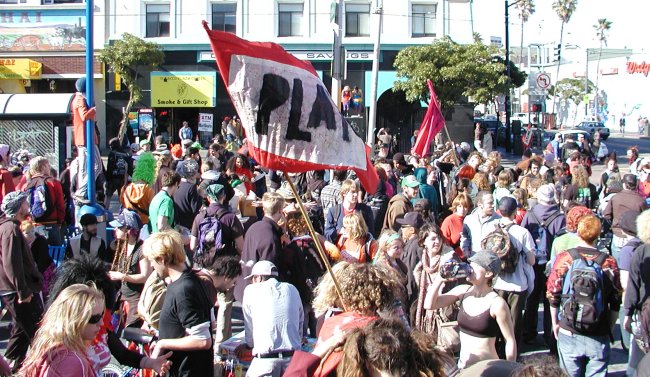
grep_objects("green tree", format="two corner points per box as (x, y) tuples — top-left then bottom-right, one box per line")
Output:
(593, 18), (612, 115)
(551, 0), (578, 115)
(549, 77), (595, 122)
(98, 33), (165, 141)
(393, 35), (526, 113)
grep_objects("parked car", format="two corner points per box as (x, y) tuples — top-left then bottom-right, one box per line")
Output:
(574, 121), (610, 140)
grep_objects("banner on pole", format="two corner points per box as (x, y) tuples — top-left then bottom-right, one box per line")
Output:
(202, 22), (378, 193)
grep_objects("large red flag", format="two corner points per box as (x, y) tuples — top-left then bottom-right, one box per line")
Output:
(202, 22), (379, 193)
(411, 79), (445, 158)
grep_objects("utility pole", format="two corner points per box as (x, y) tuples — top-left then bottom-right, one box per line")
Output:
(366, 0), (383, 147)
(504, 0), (512, 153)
(330, 0), (344, 108)
(584, 48), (589, 116)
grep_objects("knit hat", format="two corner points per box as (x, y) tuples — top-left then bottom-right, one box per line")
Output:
(75, 77), (86, 92)
(1, 191), (27, 216)
(536, 184), (556, 205)
(177, 159), (199, 179)
(469, 250), (502, 277)
(206, 183), (225, 201)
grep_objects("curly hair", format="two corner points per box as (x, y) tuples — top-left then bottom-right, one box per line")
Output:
(472, 171), (491, 192)
(566, 205), (592, 233)
(312, 262), (396, 316)
(577, 215), (601, 244)
(572, 165), (590, 189)
(337, 319), (449, 377)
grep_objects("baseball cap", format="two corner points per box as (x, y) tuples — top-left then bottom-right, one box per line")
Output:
(396, 212), (424, 229)
(109, 209), (143, 230)
(469, 250), (502, 276)
(498, 196), (518, 216)
(401, 175), (419, 188)
(245, 260), (279, 279)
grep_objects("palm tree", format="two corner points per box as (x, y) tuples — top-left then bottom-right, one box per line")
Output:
(593, 18), (612, 116)
(516, 0), (535, 65)
(516, 0), (535, 112)
(550, 0), (578, 123)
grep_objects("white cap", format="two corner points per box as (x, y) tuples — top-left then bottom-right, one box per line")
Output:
(245, 260), (279, 279)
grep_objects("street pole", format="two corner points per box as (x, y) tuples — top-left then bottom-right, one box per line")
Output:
(584, 48), (589, 116)
(366, 0), (383, 147)
(504, 0), (512, 153)
(331, 0), (344, 108)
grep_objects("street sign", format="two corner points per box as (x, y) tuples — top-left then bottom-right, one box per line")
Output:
(536, 72), (551, 89)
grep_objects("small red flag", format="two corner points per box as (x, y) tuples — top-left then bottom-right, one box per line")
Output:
(202, 22), (379, 193)
(411, 79), (445, 158)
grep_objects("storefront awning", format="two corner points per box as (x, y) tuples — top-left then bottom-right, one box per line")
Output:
(0, 93), (74, 119)
(0, 59), (42, 80)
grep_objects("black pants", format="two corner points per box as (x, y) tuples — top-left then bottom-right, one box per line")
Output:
(495, 289), (528, 358)
(522, 264), (557, 354)
(1, 293), (43, 370)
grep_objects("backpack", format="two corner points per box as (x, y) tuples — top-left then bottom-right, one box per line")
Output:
(195, 208), (228, 268)
(293, 237), (327, 289)
(481, 223), (519, 274)
(26, 177), (54, 222)
(560, 249), (608, 333)
(107, 151), (129, 179)
(137, 271), (167, 330)
(529, 210), (562, 264)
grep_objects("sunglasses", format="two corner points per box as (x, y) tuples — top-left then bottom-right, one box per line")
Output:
(88, 313), (103, 325)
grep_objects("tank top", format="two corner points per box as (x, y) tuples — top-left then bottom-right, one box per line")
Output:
(457, 291), (500, 338)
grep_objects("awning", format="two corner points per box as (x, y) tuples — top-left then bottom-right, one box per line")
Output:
(0, 59), (42, 80)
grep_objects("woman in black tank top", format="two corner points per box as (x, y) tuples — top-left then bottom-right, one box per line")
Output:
(423, 250), (517, 369)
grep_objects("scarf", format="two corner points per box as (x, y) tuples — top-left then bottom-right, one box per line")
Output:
(414, 246), (443, 331)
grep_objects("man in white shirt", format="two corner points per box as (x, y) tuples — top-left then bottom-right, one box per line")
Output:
(237, 260), (303, 377)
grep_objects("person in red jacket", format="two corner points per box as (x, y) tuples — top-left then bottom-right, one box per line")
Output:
(0, 144), (15, 204)
(71, 77), (104, 205)
(25, 157), (66, 246)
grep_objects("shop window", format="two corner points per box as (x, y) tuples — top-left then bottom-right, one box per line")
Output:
(212, 3), (237, 33)
(278, 3), (303, 37)
(345, 3), (370, 37)
(146, 4), (170, 38)
(1, 0), (27, 3)
(412, 4), (436, 37)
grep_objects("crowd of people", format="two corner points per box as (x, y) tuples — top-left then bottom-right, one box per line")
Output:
(0, 80), (650, 376)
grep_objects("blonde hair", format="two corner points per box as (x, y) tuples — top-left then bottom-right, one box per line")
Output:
(637, 209), (650, 244)
(572, 165), (589, 189)
(376, 230), (404, 262)
(262, 192), (285, 216)
(487, 151), (501, 166)
(28, 156), (49, 178)
(142, 230), (186, 265)
(496, 169), (513, 188)
(312, 262), (397, 316)
(472, 172), (491, 191)
(20, 284), (104, 376)
(340, 179), (359, 198)
(342, 212), (367, 241)
(451, 193), (472, 212)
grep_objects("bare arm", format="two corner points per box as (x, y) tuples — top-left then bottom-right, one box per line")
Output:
(492, 297), (517, 361)
(423, 275), (470, 311)
(157, 216), (171, 232)
(190, 235), (198, 252)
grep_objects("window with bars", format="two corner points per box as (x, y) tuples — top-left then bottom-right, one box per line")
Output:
(146, 4), (170, 38)
(212, 3), (237, 33)
(278, 3), (303, 37)
(345, 3), (370, 37)
(412, 4), (436, 37)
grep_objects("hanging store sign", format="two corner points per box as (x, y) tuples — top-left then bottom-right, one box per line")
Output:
(198, 50), (374, 62)
(150, 71), (217, 108)
(0, 9), (86, 52)
(198, 113), (213, 132)
(626, 61), (650, 77)
(0, 59), (42, 79)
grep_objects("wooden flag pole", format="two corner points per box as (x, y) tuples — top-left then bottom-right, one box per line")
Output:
(443, 123), (460, 166)
(282, 172), (349, 312)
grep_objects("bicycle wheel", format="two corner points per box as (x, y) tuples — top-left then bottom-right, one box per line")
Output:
(100, 363), (124, 377)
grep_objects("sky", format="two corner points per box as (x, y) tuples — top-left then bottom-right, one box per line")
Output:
(468, 0), (650, 54)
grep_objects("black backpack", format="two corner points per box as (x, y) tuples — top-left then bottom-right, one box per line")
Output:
(481, 223), (519, 274)
(107, 151), (129, 179)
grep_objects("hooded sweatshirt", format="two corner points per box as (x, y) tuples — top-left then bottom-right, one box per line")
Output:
(120, 182), (154, 224)
(414, 167), (438, 213)
(0, 216), (43, 300)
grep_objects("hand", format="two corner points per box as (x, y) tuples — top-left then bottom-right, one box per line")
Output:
(624, 316), (633, 334)
(108, 271), (124, 281)
(150, 340), (164, 359)
(552, 323), (560, 340)
(312, 329), (348, 359)
(18, 294), (32, 304)
(146, 352), (172, 374)
(234, 344), (251, 359)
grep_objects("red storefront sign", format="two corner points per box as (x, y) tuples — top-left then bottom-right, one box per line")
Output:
(627, 61), (650, 76)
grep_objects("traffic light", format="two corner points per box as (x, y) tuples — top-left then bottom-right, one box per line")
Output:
(553, 43), (561, 62)
(530, 103), (542, 112)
